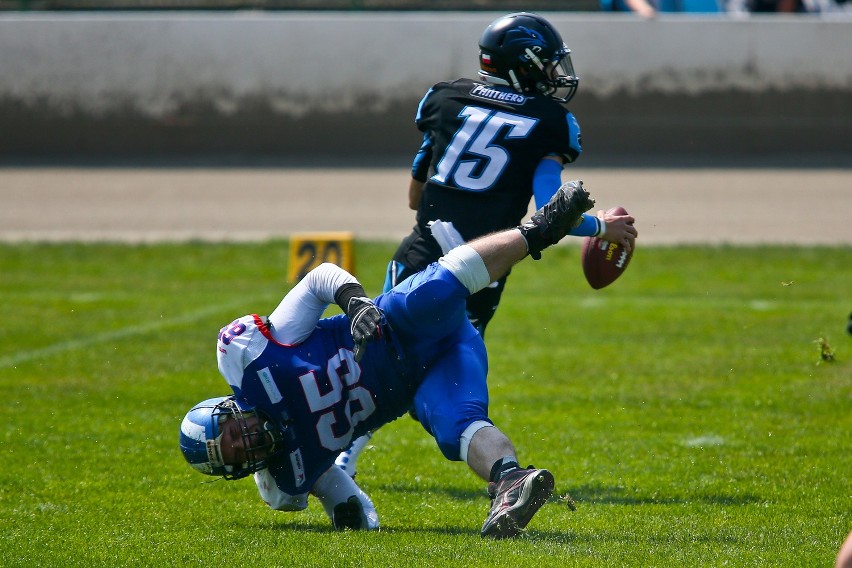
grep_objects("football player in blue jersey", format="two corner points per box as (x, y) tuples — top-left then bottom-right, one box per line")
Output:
(336, 11), (637, 478)
(179, 181), (626, 538)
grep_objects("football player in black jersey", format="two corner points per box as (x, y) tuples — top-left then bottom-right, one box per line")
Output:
(387, 11), (635, 334)
(335, 12), (637, 479)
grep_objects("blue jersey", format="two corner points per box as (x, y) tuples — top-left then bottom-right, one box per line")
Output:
(216, 262), (488, 496)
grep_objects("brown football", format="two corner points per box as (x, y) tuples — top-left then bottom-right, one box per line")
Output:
(581, 206), (634, 290)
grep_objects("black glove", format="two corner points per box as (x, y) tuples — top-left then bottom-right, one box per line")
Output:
(332, 495), (364, 530)
(335, 283), (383, 362)
(519, 180), (595, 260)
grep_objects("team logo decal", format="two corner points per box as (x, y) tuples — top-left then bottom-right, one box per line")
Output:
(290, 449), (306, 488)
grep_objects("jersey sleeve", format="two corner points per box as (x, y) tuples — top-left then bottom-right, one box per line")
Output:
(267, 263), (359, 345)
(254, 468), (309, 511)
(561, 112), (582, 164)
(412, 85), (441, 184)
(413, 85), (437, 130)
(411, 132), (433, 182)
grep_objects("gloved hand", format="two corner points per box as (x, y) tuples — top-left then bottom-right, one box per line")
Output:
(519, 180), (595, 260)
(335, 282), (384, 362)
(313, 465), (381, 531)
(345, 296), (383, 362)
(332, 495), (366, 530)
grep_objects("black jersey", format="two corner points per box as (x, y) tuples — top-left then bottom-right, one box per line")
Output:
(409, 78), (582, 243)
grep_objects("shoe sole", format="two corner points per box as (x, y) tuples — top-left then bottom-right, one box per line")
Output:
(481, 469), (555, 539)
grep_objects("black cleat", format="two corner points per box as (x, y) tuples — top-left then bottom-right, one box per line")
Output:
(480, 467), (555, 539)
(519, 180), (595, 259)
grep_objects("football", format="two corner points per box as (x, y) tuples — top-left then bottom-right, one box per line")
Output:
(581, 206), (634, 289)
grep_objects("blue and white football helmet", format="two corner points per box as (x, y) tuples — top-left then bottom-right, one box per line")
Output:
(478, 12), (579, 103)
(179, 396), (282, 480)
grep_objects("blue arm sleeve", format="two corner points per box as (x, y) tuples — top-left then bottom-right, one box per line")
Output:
(532, 158), (563, 210)
(569, 214), (603, 237)
(533, 155), (599, 237)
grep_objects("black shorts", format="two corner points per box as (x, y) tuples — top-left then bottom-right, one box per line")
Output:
(388, 228), (509, 335)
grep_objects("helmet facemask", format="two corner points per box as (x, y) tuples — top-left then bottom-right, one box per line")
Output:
(180, 396), (285, 480)
(212, 400), (282, 480)
(533, 46), (578, 104)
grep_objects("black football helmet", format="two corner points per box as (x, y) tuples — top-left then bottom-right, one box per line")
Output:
(478, 12), (579, 103)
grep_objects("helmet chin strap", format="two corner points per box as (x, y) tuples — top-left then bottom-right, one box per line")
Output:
(524, 47), (547, 74)
(262, 420), (284, 451)
(507, 70), (523, 92)
(206, 434), (226, 469)
(480, 74), (511, 88)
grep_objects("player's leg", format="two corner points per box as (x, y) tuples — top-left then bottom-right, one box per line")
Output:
(411, 332), (561, 540)
(447, 180), (593, 285)
(423, 183), (592, 538)
(383, 231), (440, 292)
(404, 323), (556, 540)
(382, 260), (413, 292)
(466, 427), (568, 539)
(411, 332), (490, 462)
(339, 230), (440, 478)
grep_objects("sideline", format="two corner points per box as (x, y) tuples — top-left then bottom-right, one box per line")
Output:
(1, 167), (851, 245)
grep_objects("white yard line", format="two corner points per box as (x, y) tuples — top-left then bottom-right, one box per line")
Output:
(0, 301), (246, 369)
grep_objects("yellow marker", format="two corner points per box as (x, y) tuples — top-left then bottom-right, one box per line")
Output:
(287, 232), (355, 283)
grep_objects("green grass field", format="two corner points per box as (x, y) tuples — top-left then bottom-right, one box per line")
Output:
(1, 241), (850, 567)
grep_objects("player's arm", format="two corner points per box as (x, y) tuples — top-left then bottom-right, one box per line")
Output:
(409, 131), (433, 210)
(252, 464), (380, 531)
(253, 468), (309, 512)
(312, 465), (380, 530)
(333, 281), (383, 362)
(624, 0), (657, 18)
(569, 207), (636, 252)
(267, 263), (358, 344)
(267, 263), (383, 361)
(533, 110), (580, 204)
(532, 155), (634, 248)
(533, 155), (599, 234)
(408, 177), (425, 210)
(532, 155), (565, 209)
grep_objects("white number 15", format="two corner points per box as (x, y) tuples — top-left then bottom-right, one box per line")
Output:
(432, 106), (538, 191)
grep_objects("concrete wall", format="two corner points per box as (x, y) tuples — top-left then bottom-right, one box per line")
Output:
(1, 12), (850, 163)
